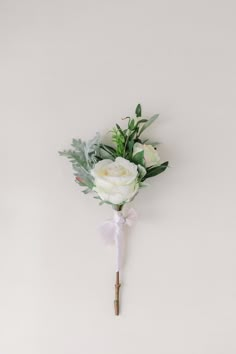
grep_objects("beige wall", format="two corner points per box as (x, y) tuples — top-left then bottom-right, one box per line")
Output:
(1, 1), (236, 353)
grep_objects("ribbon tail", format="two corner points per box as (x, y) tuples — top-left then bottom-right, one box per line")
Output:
(125, 208), (138, 227)
(98, 221), (116, 245)
(99, 208), (137, 271)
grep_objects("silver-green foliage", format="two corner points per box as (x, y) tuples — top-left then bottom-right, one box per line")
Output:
(59, 133), (100, 190)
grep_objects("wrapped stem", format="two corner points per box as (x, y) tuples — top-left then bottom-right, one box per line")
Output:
(113, 204), (123, 315)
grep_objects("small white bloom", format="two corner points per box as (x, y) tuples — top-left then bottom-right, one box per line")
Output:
(133, 143), (161, 168)
(91, 157), (139, 205)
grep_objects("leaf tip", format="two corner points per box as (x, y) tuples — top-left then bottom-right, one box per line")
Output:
(135, 103), (142, 117)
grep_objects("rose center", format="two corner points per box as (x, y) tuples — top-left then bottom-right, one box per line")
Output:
(103, 165), (128, 177)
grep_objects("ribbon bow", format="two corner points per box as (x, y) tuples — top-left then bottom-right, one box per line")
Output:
(98, 208), (137, 271)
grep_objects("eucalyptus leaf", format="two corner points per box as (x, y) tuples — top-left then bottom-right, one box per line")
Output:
(143, 161), (169, 180)
(129, 130), (137, 141)
(137, 164), (147, 179)
(136, 119), (148, 126)
(128, 119), (135, 130)
(102, 144), (116, 153)
(99, 144), (116, 159)
(135, 104), (142, 117)
(132, 150), (144, 166)
(98, 149), (114, 160)
(138, 114), (159, 137)
(127, 140), (134, 158)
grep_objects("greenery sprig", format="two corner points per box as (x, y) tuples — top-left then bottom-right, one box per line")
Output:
(59, 104), (169, 198)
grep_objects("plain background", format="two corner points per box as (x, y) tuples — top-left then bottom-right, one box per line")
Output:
(0, 0), (236, 353)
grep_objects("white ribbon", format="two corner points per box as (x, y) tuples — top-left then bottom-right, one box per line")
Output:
(98, 208), (137, 271)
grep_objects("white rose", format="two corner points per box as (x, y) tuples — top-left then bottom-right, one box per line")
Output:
(133, 143), (161, 168)
(91, 157), (139, 205)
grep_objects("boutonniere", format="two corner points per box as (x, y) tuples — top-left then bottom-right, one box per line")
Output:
(59, 104), (169, 315)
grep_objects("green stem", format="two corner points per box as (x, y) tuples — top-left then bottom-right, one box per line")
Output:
(112, 204), (123, 211)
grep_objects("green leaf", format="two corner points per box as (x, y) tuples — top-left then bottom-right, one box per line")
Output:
(132, 150), (144, 166)
(136, 119), (148, 126)
(99, 144), (116, 159)
(116, 124), (125, 137)
(135, 104), (142, 117)
(98, 149), (113, 160)
(127, 140), (134, 158)
(94, 155), (103, 161)
(103, 144), (116, 153)
(128, 119), (135, 130)
(143, 161), (169, 180)
(138, 114), (159, 137)
(137, 164), (147, 180)
(129, 130), (137, 141)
